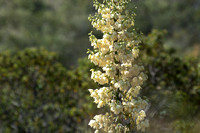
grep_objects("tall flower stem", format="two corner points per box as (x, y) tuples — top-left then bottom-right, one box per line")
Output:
(88, 0), (149, 132)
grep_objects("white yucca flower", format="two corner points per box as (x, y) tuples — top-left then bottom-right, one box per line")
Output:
(88, 0), (149, 132)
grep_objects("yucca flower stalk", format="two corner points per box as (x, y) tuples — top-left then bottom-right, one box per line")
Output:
(88, 0), (149, 132)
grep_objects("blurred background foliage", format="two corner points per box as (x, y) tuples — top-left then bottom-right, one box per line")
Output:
(0, 0), (199, 67)
(0, 0), (199, 133)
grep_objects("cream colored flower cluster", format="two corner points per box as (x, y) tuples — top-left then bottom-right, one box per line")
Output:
(88, 0), (149, 132)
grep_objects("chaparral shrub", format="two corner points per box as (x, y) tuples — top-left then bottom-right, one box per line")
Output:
(0, 48), (97, 133)
(141, 29), (200, 133)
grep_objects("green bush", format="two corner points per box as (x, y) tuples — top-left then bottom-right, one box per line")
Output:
(0, 48), (97, 133)
(140, 30), (200, 133)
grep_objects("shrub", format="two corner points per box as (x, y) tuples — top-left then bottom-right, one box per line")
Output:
(140, 30), (200, 132)
(0, 48), (96, 133)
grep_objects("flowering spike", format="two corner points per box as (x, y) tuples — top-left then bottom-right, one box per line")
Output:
(88, 0), (149, 132)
